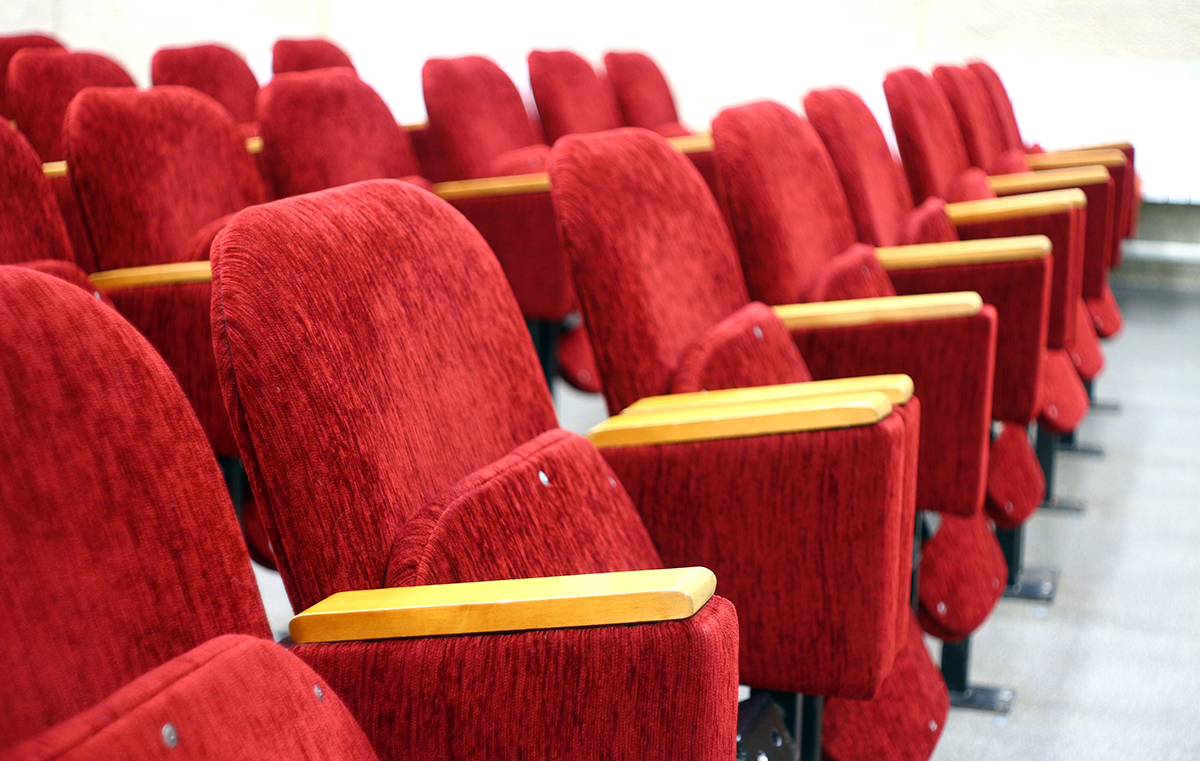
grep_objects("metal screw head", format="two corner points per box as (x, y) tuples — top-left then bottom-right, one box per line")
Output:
(1004, 500), (1014, 513)
(770, 729), (783, 747)
(162, 723), (178, 748)
(608, 476), (617, 487)
(993, 577), (1001, 589)
(936, 601), (947, 614)
(314, 684), (324, 702)
(1048, 404), (1058, 418)
(538, 470), (549, 486)
(756, 751), (769, 761)
(861, 264), (870, 275)
(928, 720), (938, 731)
(93, 291), (102, 300)
(752, 325), (764, 340)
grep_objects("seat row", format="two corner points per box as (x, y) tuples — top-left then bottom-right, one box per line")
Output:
(0, 31), (1135, 761)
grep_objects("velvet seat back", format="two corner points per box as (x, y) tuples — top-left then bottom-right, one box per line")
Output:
(528, 50), (622, 144)
(603, 51), (681, 132)
(272, 38), (355, 75)
(256, 69), (423, 198)
(966, 61), (1026, 151)
(152, 44), (260, 124)
(0, 120), (74, 264)
(210, 180), (591, 611)
(63, 86), (267, 270)
(883, 67), (976, 204)
(0, 267), (269, 747)
(804, 88), (917, 247)
(711, 101), (862, 305)
(422, 56), (543, 179)
(6, 49), (134, 162)
(548, 128), (755, 413)
(0, 33), (63, 117)
(933, 65), (1023, 175)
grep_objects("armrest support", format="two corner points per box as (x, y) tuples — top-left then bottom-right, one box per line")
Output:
(89, 261), (213, 290)
(667, 133), (714, 154)
(773, 292), (982, 329)
(989, 165), (1110, 195)
(623, 374), (914, 414)
(1026, 148), (1126, 170)
(434, 172), (550, 200)
(43, 160), (66, 179)
(945, 189), (1086, 225)
(876, 235), (1050, 270)
(289, 567), (716, 643)
(589, 392), (893, 447)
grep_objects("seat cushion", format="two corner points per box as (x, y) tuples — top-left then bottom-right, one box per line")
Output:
(896, 197), (959, 246)
(492, 144), (552, 176)
(557, 323), (603, 393)
(1069, 298), (1105, 381)
(809, 244), (898, 302)
(670, 302), (811, 393)
(1088, 283), (1123, 338)
(917, 512), (1006, 641)
(986, 423), (1045, 529)
(945, 167), (996, 204)
(1038, 348), (1090, 434)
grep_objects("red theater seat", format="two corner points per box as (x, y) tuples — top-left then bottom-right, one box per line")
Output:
(0, 33), (64, 118)
(603, 50), (691, 137)
(272, 37), (354, 75)
(528, 49), (623, 145)
(152, 43), (260, 134)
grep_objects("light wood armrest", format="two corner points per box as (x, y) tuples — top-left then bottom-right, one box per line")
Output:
(1026, 148), (1126, 170)
(944, 189), (1086, 225)
(434, 173), (550, 201)
(773, 292), (982, 330)
(43, 160), (67, 179)
(588, 392), (892, 448)
(988, 166), (1110, 195)
(401, 121), (429, 132)
(89, 261), (212, 291)
(244, 136), (263, 155)
(876, 235), (1050, 270)
(289, 567), (716, 643)
(622, 374), (914, 415)
(667, 133), (713, 154)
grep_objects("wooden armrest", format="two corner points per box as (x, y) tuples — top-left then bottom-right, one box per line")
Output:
(988, 166), (1110, 195)
(1026, 148), (1126, 170)
(244, 136), (264, 155)
(622, 374), (914, 415)
(588, 391), (893, 448)
(876, 235), (1050, 270)
(289, 567), (716, 643)
(434, 173), (550, 201)
(944, 189), (1086, 225)
(401, 121), (429, 132)
(667, 133), (714, 154)
(773, 292), (982, 330)
(89, 261), (212, 291)
(43, 160), (67, 179)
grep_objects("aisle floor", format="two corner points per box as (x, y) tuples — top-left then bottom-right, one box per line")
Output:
(252, 284), (1200, 759)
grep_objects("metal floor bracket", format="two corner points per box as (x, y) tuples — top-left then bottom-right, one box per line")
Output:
(949, 685), (1015, 714)
(1004, 566), (1059, 602)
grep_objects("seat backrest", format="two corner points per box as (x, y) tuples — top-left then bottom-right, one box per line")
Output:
(0, 33), (64, 117)
(256, 69), (423, 198)
(0, 119), (75, 264)
(272, 38), (355, 75)
(528, 50), (622, 144)
(712, 101), (861, 305)
(9, 636), (380, 761)
(211, 180), (569, 611)
(422, 56), (542, 179)
(933, 65), (1013, 174)
(152, 43), (260, 124)
(882, 67), (972, 203)
(6, 49), (134, 161)
(0, 267), (269, 747)
(603, 51), (680, 131)
(966, 61), (1025, 151)
(549, 128), (752, 412)
(63, 86), (267, 270)
(803, 87), (915, 247)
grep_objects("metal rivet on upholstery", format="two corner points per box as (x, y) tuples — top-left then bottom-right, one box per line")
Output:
(162, 724), (178, 748)
(608, 476), (617, 486)
(93, 291), (102, 299)
(1005, 500), (1014, 513)
(770, 729), (782, 747)
(1048, 404), (1058, 417)
(861, 264), (870, 275)
(314, 684), (324, 701)
(579, 370), (591, 383)
(929, 720), (938, 732)
(993, 577), (1001, 589)
(756, 751), (769, 761)
(538, 470), (549, 486)
(752, 325), (764, 340)
(936, 601), (947, 615)
(1072, 353), (1081, 364)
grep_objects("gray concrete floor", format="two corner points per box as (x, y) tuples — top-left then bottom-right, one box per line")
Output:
(252, 284), (1200, 757)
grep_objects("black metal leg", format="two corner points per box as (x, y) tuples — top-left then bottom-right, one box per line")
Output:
(216, 456), (247, 521)
(1085, 377), (1122, 413)
(997, 524), (1058, 601)
(912, 511), (927, 613)
(525, 319), (563, 394)
(1036, 424), (1086, 513)
(798, 695), (824, 761)
(941, 638), (1015, 713)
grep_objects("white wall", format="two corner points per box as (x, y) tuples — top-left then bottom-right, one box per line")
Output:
(4, 0), (1198, 202)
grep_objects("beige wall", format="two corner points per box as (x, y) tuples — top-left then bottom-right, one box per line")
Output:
(4, 0), (1198, 201)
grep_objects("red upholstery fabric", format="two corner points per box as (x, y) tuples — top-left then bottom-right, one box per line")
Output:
(63, 86), (267, 456)
(528, 50), (622, 144)
(151, 44), (260, 124)
(603, 51), (682, 133)
(256, 69), (422, 198)
(917, 511), (1006, 641)
(6, 49), (134, 162)
(1090, 283), (1123, 337)
(945, 167), (998, 203)
(822, 612), (949, 761)
(11, 259), (104, 299)
(883, 67), (976, 205)
(1070, 297), (1105, 381)
(897, 197), (960, 245)
(295, 599), (738, 761)
(489, 143), (551, 175)
(669, 302), (812, 392)
(1038, 348), (1089, 434)
(986, 423), (1045, 528)
(933, 65), (1030, 176)
(272, 38), (354, 75)
(0, 119), (74, 264)
(965, 61), (1025, 152)
(0, 268), (269, 747)
(10, 636), (380, 761)
(422, 56), (543, 180)
(810, 244), (897, 302)
(557, 323), (602, 392)
(0, 33), (63, 118)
